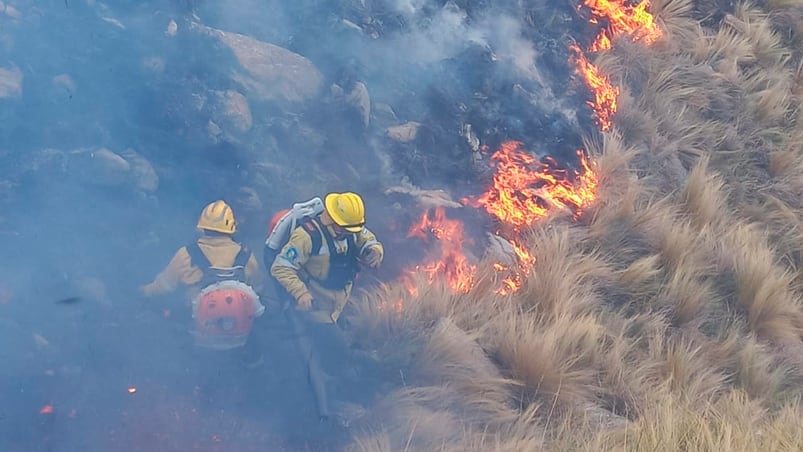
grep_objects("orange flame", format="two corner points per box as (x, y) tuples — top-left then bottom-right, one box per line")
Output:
(404, 207), (476, 294)
(494, 238), (536, 295)
(390, 1), (642, 303)
(469, 141), (598, 228)
(572, 0), (661, 131)
(581, 0), (663, 52)
(397, 144), (597, 298)
(569, 44), (619, 132)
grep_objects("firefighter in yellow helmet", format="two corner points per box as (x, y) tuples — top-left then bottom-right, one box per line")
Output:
(140, 200), (265, 366)
(271, 192), (383, 322)
(269, 192), (384, 420)
(141, 200), (262, 298)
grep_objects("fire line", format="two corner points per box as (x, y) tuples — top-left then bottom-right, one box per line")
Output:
(395, 0), (659, 300)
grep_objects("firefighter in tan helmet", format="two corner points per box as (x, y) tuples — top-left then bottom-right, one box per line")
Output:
(268, 192), (384, 420)
(141, 200), (265, 362)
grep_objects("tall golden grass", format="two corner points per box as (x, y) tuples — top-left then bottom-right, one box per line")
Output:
(346, 0), (803, 450)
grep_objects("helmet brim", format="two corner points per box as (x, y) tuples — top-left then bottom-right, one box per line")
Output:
(197, 224), (236, 234)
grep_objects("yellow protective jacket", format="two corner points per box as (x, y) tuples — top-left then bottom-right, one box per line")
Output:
(142, 235), (261, 300)
(271, 218), (383, 323)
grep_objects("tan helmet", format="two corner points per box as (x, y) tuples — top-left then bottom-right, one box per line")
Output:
(325, 192), (365, 233)
(197, 200), (237, 234)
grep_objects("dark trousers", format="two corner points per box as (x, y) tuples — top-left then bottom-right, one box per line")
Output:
(285, 309), (351, 418)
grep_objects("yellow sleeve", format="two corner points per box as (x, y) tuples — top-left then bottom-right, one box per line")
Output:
(142, 247), (200, 296)
(270, 227), (313, 301)
(356, 227), (383, 255)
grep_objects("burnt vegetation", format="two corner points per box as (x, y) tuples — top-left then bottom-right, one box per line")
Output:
(348, 0), (803, 450)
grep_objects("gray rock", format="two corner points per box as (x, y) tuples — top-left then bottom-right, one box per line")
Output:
(192, 23), (323, 103)
(206, 119), (223, 143)
(346, 81), (371, 128)
(119, 148), (159, 192)
(372, 102), (398, 126)
(212, 89), (253, 134)
(387, 121), (421, 143)
(68, 147), (158, 192)
(484, 234), (519, 267)
(84, 148), (131, 187)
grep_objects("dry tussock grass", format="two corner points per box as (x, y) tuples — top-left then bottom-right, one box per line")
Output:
(346, 0), (803, 450)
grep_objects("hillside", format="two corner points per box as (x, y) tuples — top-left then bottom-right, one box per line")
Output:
(346, 0), (803, 450)
(1, 0), (802, 450)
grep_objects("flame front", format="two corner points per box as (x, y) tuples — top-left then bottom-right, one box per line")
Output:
(405, 207), (477, 294)
(570, 44), (620, 132)
(573, 0), (662, 131)
(581, 0), (663, 52)
(471, 141), (598, 228)
(399, 143), (598, 297)
(391, 0), (657, 300)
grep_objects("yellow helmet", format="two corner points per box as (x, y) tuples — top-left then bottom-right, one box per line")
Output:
(325, 192), (365, 233)
(197, 200), (237, 234)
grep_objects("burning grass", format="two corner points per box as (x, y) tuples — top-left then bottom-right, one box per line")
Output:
(346, 0), (803, 450)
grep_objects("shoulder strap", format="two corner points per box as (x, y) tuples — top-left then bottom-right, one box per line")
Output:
(228, 243), (251, 282)
(346, 234), (358, 257)
(309, 218), (359, 256)
(313, 218), (338, 256)
(186, 241), (212, 273)
(302, 219), (324, 255)
(233, 244), (251, 268)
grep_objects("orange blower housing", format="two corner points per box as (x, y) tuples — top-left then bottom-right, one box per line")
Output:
(191, 281), (263, 350)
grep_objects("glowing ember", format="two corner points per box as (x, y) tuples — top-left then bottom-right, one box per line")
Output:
(580, 0), (663, 52)
(405, 207), (476, 294)
(469, 141), (598, 228)
(127, 387), (137, 394)
(39, 404), (54, 415)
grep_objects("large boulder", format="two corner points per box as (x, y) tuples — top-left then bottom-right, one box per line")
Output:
(81, 148), (131, 187)
(119, 148), (159, 192)
(191, 23), (323, 104)
(70, 147), (158, 192)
